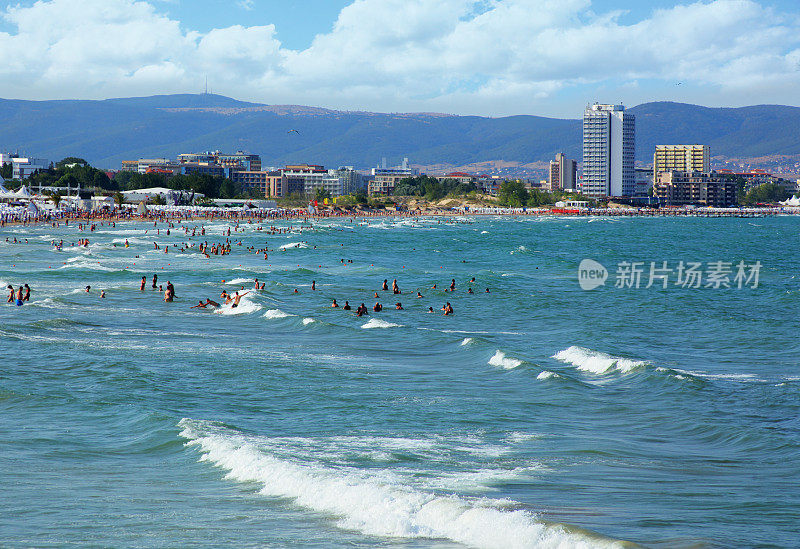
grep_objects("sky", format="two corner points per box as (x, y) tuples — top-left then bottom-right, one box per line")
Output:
(1, 0), (799, 118)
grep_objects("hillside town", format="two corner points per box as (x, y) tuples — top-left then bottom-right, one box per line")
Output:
(2, 103), (799, 214)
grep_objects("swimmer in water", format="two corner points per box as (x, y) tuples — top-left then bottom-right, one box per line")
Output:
(100, 290), (106, 298)
(468, 287), (474, 294)
(374, 292), (379, 298)
(140, 276), (146, 291)
(7, 285), (14, 303)
(449, 279), (456, 291)
(311, 280), (316, 291)
(230, 291), (250, 308)
(343, 301), (351, 310)
(85, 286), (91, 293)
(373, 302), (382, 312)
(395, 302), (403, 310)
(431, 283), (437, 289)
(427, 306), (434, 313)
(293, 288), (299, 294)
(485, 288), (490, 293)
(443, 302), (454, 315)
(416, 292), (423, 298)
(23, 284), (30, 301)
(382, 279), (389, 291)
(331, 299), (339, 308)
(15, 286), (24, 306)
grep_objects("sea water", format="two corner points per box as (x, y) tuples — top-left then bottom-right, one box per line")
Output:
(1, 215), (798, 548)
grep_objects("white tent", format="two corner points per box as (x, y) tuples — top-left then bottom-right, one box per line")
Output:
(15, 185), (31, 197)
(780, 195), (800, 207)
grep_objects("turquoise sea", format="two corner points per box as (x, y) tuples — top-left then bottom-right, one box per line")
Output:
(1, 215), (798, 548)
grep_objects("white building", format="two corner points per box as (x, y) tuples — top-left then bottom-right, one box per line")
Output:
(332, 167), (364, 195)
(12, 157), (50, 180)
(582, 104), (635, 197)
(281, 165), (343, 196)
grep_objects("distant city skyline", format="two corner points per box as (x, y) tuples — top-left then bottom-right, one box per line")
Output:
(1, 0), (799, 117)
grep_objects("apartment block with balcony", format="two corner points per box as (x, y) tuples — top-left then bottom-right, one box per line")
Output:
(654, 171), (736, 207)
(653, 145), (710, 181)
(368, 166), (418, 195)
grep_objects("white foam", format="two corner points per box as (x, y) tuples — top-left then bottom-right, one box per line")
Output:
(302, 317), (315, 325)
(489, 350), (523, 370)
(460, 337), (474, 346)
(263, 308), (294, 319)
(672, 369), (767, 383)
(536, 371), (559, 380)
(279, 242), (308, 250)
(361, 318), (402, 329)
(553, 346), (646, 374)
(215, 295), (263, 316)
(226, 278), (253, 285)
(178, 419), (619, 549)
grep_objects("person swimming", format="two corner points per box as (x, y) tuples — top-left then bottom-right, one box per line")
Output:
(100, 290), (106, 299)
(140, 276), (146, 291)
(449, 279), (456, 291)
(395, 302), (403, 310)
(382, 279), (389, 291)
(331, 299), (339, 308)
(343, 301), (351, 310)
(7, 285), (14, 304)
(468, 287), (474, 294)
(85, 285), (91, 293)
(416, 292), (423, 298)
(443, 302), (454, 315)
(23, 284), (30, 301)
(230, 291), (250, 308)
(373, 302), (382, 312)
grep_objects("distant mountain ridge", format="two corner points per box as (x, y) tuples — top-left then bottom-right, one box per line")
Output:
(1, 94), (798, 170)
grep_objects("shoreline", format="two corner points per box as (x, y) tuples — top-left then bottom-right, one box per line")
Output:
(1, 203), (797, 228)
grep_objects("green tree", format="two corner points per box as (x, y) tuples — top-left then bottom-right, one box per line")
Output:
(150, 194), (166, 206)
(498, 180), (529, 206)
(48, 190), (63, 209)
(743, 182), (790, 205)
(0, 162), (11, 180)
(56, 157), (88, 170)
(314, 187), (331, 202)
(56, 173), (80, 190)
(113, 191), (124, 208)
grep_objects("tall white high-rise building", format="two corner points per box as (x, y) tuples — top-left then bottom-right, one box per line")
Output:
(582, 104), (635, 197)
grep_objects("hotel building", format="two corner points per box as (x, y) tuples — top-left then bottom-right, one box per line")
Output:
(582, 104), (635, 197)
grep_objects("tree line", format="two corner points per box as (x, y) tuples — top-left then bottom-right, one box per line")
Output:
(1, 157), (256, 199)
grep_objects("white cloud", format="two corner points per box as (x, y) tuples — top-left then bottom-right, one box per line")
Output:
(0, 0), (799, 115)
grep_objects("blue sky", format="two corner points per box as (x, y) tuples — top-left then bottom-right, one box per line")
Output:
(1, 0), (799, 117)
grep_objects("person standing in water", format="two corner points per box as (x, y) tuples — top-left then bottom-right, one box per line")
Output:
(140, 276), (146, 291)
(152, 274), (158, 290)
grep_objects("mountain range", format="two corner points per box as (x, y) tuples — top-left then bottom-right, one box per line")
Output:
(1, 94), (799, 171)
